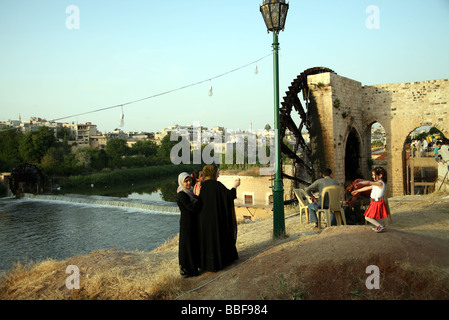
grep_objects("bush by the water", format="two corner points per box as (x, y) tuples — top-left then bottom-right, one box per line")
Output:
(60, 164), (198, 189)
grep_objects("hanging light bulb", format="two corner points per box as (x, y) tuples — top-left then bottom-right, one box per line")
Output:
(254, 64), (259, 74)
(208, 80), (213, 97)
(119, 105), (124, 127)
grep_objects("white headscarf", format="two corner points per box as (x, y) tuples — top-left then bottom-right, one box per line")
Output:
(177, 172), (194, 201)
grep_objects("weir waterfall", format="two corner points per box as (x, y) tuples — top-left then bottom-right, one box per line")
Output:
(0, 192), (181, 274)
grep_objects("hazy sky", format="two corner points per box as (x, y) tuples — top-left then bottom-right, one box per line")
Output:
(1, 0), (448, 133)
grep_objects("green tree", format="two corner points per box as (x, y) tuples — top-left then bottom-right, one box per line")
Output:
(57, 127), (72, 140)
(157, 134), (181, 164)
(105, 138), (129, 168)
(0, 127), (23, 171)
(429, 127), (446, 139)
(130, 140), (158, 157)
(105, 138), (129, 158)
(71, 147), (91, 169)
(86, 149), (109, 171)
(19, 127), (58, 164)
(40, 147), (63, 175)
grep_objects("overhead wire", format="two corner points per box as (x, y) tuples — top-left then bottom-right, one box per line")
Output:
(48, 53), (272, 123)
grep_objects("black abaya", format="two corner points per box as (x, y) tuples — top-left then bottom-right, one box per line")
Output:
(177, 191), (200, 276)
(198, 179), (238, 272)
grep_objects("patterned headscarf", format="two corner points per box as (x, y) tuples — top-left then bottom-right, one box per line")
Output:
(202, 165), (218, 181)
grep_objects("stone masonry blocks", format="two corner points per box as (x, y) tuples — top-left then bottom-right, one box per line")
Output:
(306, 73), (448, 197)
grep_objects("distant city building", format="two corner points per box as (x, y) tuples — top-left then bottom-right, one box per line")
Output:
(1, 116), (310, 157)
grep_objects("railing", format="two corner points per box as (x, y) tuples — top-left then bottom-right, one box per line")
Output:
(407, 156), (438, 195)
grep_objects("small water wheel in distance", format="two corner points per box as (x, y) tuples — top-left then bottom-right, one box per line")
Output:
(9, 163), (44, 195)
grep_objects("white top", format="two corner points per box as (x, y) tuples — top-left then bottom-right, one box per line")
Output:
(370, 180), (385, 200)
(441, 144), (449, 161)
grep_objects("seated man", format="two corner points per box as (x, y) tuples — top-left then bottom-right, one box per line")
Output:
(305, 168), (340, 229)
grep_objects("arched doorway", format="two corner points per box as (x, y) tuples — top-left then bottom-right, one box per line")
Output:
(371, 122), (387, 164)
(345, 128), (362, 182)
(403, 125), (443, 194)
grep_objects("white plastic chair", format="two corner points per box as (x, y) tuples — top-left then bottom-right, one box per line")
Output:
(294, 188), (312, 224)
(316, 185), (346, 229)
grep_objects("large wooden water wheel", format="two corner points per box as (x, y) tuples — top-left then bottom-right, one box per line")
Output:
(279, 67), (336, 187)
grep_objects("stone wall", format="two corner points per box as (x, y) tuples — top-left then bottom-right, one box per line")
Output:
(307, 73), (449, 197)
(307, 73), (368, 184)
(362, 79), (449, 196)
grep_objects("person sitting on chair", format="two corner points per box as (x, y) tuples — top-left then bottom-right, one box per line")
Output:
(305, 168), (340, 230)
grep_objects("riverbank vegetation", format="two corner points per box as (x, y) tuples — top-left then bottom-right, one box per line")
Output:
(0, 126), (182, 176)
(60, 164), (198, 189)
(0, 126), (270, 177)
(0, 125), (274, 197)
(0, 126), (204, 195)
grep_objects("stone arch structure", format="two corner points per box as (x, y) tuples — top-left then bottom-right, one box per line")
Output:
(303, 72), (449, 197)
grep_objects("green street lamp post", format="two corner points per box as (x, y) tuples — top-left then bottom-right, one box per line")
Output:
(260, 0), (289, 238)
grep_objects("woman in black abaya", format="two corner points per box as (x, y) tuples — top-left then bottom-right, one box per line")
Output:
(176, 172), (201, 277)
(198, 165), (240, 272)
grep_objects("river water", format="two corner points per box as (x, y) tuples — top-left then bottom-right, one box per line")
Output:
(0, 183), (181, 274)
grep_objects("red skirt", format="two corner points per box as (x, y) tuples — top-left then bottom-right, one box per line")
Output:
(364, 200), (388, 219)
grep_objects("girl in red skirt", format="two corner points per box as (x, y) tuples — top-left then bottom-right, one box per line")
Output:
(351, 167), (388, 233)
